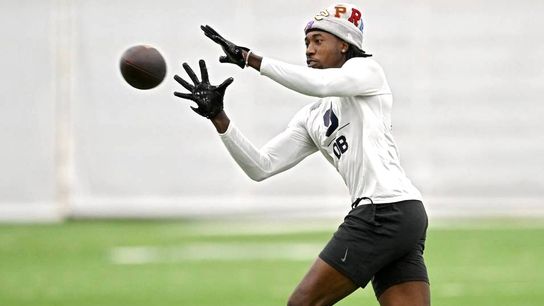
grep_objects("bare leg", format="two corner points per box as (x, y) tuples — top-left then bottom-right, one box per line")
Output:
(287, 257), (358, 306)
(378, 281), (430, 306)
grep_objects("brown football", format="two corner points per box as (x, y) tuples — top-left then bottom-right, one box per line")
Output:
(120, 45), (166, 90)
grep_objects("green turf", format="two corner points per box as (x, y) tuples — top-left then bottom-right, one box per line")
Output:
(1, 219), (543, 306)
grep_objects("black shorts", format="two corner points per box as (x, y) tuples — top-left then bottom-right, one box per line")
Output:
(319, 200), (429, 298)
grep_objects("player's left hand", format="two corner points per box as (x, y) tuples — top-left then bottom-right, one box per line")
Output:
(173, 59), (233, 119)
(201, 25), (249, 69)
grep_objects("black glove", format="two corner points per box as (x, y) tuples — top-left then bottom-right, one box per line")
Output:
(201, 25), (249, 69)
(174, 59), (233, 119)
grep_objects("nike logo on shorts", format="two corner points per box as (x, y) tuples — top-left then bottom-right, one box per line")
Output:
(341, 248), (349, 262)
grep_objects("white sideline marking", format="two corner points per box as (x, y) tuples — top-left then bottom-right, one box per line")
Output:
(110, 243), (324, 265)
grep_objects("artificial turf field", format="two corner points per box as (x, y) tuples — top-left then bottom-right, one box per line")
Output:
(1, 219), (543, 306)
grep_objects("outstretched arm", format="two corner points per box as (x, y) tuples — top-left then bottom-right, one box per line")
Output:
(218, 118), (317, 182)
(201, 25), (387, 98)
(258, 57), (387, 98)
(173, 60), (317, 182)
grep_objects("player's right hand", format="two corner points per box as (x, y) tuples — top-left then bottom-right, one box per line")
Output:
(201, 25), (249, 69)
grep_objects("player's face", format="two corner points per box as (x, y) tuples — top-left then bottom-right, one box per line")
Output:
(305, 31), (348, 69)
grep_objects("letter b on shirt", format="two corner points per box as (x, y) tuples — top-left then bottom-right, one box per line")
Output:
(333, 135), (349, 159)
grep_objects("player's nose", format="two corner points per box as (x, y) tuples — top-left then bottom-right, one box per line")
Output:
(306, 43), (316, 56)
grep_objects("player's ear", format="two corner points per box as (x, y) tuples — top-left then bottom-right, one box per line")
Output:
(340, 41), (349, 55)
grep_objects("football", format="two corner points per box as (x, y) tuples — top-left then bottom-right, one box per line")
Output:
(119, 45), (166, 90)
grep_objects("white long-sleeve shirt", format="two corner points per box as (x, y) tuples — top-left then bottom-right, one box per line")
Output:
(219, 57), (422, 204)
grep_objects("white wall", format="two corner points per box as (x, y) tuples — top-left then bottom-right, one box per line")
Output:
(0, 0), (60, 221)
(1, 0), (543, 221)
